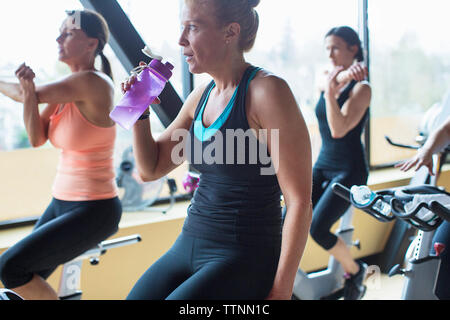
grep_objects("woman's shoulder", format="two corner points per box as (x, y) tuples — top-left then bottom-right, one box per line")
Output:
(69, 71), (114, 111)
(250, 68), (290, 95)
(355, 79), (371, 87)
(351, 80), (372, 95)
(247, 68), (297, 115)
(81, 70), (114, 90)
(59, 70), (113, 91)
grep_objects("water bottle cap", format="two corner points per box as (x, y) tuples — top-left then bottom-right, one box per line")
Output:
(149, 59), (174, 81)
(142, 46), (163, 60)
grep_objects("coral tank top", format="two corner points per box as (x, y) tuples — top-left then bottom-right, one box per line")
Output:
(48, 102), (118, 201)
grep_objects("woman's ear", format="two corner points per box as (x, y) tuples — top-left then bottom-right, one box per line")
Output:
(348, 44), (359, 56)
(224, 22), (241, 44)
(87, 38), (99, 54)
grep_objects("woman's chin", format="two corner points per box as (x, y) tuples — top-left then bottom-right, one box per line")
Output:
(188, 64), (202, 75)
(58, 54), (67, 63)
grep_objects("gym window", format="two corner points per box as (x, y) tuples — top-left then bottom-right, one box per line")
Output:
(1, 0), (450, 227)
(368, 0), (450, 168)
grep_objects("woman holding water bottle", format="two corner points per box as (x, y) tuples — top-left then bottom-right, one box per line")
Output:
(308, 26), (372, 300)
(0, 10), (122, 300)
(123, 0), (312, 300)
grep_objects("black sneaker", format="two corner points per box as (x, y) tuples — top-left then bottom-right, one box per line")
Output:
(343, 260), (368, 300)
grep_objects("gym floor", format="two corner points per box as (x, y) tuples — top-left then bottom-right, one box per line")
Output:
(362, 273), (404, 300)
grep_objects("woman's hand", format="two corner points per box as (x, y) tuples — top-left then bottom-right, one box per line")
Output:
(15, 63), (36, 97)
(121, 61), (161, 104)
(121, 73), (138, 94)
(325, 66), (347, 98)
(395, 147), (434, 175)
(345, 62), (368, 82)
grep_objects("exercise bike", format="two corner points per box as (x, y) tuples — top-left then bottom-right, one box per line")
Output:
(287, 191), (362, 300)
(332, 182), (450, 299)
(116, 146), (178, 213)
(0, 234), (141, 300)
(291, 209), (362, 300)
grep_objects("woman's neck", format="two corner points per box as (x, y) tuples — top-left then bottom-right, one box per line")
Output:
(209, 55), (250, 93)
(68, 56), (96, 73)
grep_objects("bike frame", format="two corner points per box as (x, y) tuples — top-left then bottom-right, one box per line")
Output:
(292, 208), (357, 300)
(58, 234), (141, 300)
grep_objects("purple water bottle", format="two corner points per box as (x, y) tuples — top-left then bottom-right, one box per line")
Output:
(110, 48), (174, 130)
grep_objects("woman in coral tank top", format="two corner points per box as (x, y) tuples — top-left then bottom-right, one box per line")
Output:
(0, 10), (121, 300)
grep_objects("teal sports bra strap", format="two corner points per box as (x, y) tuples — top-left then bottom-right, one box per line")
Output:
(194, 66), (261, 142)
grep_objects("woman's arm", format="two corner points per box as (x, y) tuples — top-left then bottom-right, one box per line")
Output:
(248, 73), (312, 300)
(1, 62), (102, 105)
(15, 66), (58, 147)
(324, 67), (371, 138)
(336, 62), (368, 83)
(21, 79), (44, 147)
(396, 115), (450, 175)
(14, 63), (113, 107)
(11, 63), (113, 146)
(2, 63), (113, 110)
(0, 80), (24, 103)
(131, 82), (206, 181)
(317, 63), (368, 93)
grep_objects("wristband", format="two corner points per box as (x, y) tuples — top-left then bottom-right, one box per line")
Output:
(138, 113), (150, 120)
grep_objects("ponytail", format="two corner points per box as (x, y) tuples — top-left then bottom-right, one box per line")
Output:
(99, 51), (113, 81)
(354, 47), (364, 62)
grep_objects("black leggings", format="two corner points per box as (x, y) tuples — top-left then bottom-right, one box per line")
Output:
(0, 197), (122, 289)
(310, 166), (368, 250)
(126, 232), (280, 300)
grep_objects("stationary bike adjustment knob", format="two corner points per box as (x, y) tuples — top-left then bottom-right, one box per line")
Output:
(353, 239), (361, 250)
(434, 243), (446, 257)
(120, 161), (133, 172)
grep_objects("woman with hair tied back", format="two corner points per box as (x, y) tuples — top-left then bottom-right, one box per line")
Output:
(0, 10), (121, 300)
(309, 26), (372, 300)
(124, 0), (312, 300)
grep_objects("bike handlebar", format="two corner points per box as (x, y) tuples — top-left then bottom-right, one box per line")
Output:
(331, 182), (350, 200)
(331, 183), (396, 223)
(430, 201), (450, 221)
(384, 135), (420, 150)
(385, 135), (450, 153)
(332, 183), (450, 231)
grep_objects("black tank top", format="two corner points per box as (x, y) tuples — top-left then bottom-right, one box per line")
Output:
(183, 66), (282, 246)
(315, 80), (369, 171)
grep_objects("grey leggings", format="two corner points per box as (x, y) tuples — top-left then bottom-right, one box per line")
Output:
(0, 197), (122, 288)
